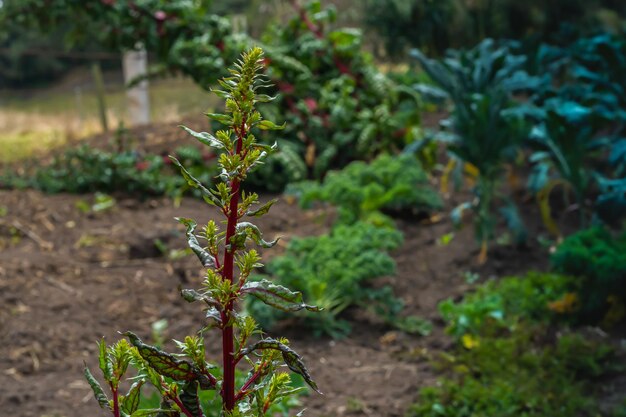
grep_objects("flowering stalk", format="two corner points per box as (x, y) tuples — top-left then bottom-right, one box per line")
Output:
(84, 47), (320, 417)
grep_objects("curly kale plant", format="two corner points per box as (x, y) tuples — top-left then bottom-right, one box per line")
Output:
(551, 227), (626, 324)
(288, 153), (441, 227)
(248, 222), (403, 338)
(84, 48), (320, 417)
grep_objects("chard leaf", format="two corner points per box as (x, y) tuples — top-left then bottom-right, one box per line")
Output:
(180, 380), (203, 417)
(246, 199), (277, 217)
(240, 339), (320, 394)
(235, 222), (279, 248)
(254, 94), (278, 103)
(124, 332), (198, 382)
(169, 157), (221, 207)
(84, 365), (111, 410)
(180, 289), (222, 310)
(204, 308), (223, 327)
(122, 380), (144, 415)
(180, 126), (224, 150)
(258, 120), (286, 130)
(176, 218), (215, 268)
(205, 112), (233, 126)
(241, 280), (320, 313)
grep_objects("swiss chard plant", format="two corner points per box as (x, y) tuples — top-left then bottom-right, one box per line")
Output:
(255, 0), (423, 179)
(83, 48), (320, 417)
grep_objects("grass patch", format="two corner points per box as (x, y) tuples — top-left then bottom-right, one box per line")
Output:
(0, 77), (216, 163)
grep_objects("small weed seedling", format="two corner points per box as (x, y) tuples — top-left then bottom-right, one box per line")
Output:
(84, 48), (320, 416)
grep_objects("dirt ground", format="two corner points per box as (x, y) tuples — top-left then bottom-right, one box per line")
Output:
(0, 182), (563, 417)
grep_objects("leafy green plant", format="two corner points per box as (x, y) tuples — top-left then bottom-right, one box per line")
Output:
(256, 0), (424, 179)
(248, 222), (403, 338)
(411, 39), (542, 102)
(287, 153), (441, 228)
(84, 48), (320, 417)
(20, 145), (181, 196)
(439, 272), (576, 338)
(551, 227), (626, 324)
(526, 99), (611, 229)
(525, 34), (626, 229)
(409, 328), (616, 417)
(412, 40), (534, 259)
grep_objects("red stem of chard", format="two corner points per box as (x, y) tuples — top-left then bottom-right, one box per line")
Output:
(171, 396), (196, 417)
(112, 386), (120, 417)
(221, 123), (246, 412)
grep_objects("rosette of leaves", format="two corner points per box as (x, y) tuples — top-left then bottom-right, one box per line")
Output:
(288, 153), (442, 227)
(84, 48), (320, 417)
(409, 329), (616, 417)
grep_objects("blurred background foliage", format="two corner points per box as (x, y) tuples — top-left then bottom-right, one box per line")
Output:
(2, 0), (626, 88)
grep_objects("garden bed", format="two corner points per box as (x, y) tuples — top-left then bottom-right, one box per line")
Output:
(0, 185), (559, 417)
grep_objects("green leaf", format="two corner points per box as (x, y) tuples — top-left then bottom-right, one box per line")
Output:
(180, 380), (202, 417)
(235, 222), (279, 248)
(252, 142), (278, 154)
(242, 280), (320, 313)
(205, 112), (233, 126)
(203, 307), (223, 328)
(124, 332), (199, 382)
(176, 217), (215, 268)
(131, 409), (178, 417)
(180, 126), (224, 150)
(122, 380), (144, 415)
(246, 199), (277, 217)
(180, 288), (205, 303)
(169, 156), (221, 207)
(240, 339), (320, 394)
(257, 120), (286, 130)
(255, 94), (278, 103)
(84, 364), (111, 410)
(180, 288), (222, 310)
(98, 339), (113, 382)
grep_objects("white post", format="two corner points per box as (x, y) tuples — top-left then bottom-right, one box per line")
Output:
(122, 48), (150, 126)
